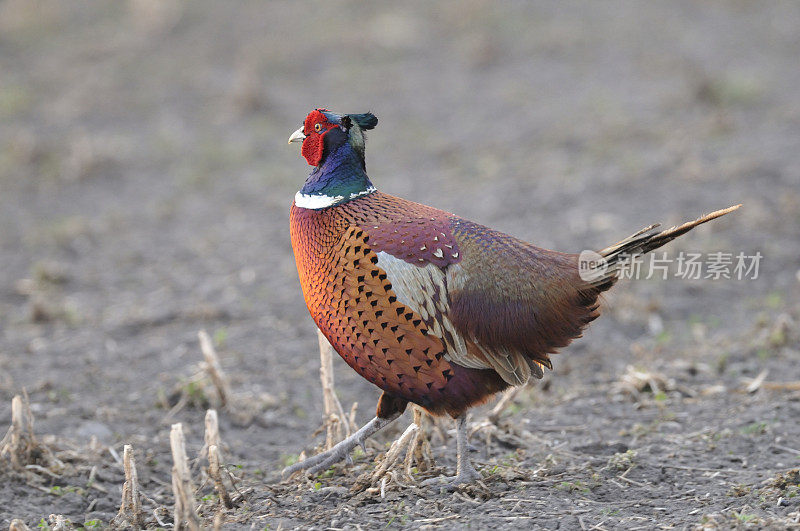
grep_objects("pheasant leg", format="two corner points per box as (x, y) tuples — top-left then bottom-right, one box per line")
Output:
(454, 414), (481, 482)
(423, 414), (481, 488)
(282, 413), (401, 477)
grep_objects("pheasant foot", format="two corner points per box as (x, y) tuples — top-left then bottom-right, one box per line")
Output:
(421, 414), (481, 489)
(282, 413), (400, 477)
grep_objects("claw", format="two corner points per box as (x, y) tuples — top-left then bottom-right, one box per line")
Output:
(421, 466), (482, 491)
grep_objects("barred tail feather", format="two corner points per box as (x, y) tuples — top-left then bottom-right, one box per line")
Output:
(590, 204), (741, 284)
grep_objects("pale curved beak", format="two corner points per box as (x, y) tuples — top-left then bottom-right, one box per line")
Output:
(288, 127), (306, 145)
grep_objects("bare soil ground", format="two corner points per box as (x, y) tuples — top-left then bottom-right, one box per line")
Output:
(1, 1), (800, 529)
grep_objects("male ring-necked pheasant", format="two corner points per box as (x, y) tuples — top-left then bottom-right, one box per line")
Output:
(284, 108), (739, 485)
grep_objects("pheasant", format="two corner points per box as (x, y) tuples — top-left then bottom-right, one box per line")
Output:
(283, 108), (739, 486)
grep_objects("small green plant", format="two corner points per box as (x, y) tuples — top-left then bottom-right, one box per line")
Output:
(608, 450), (638, 471)
(688, 314), (703, 326)
(715, 353), (729, 374)
(556, 480), (590, 494)
(213, 327), (228, 348)
(698, 74), (762, 107)
(318, 466), (336, 479)
(281, 454), (300, 467)
(769, 326), (787, 347)
(710, 428), (732, 441)
(732, 511), (758, 524)
(655, 330), (672, 345)
(500, 451), (521, 467)
(627, 416), (667, 438)
(765, 292), (783, 309)
(740, 422), (767, 435)
(184, 380), (209, 406)
(384, 501), (408, 528)
(46, 388), (73, 404)
(49, 484), (86, 497)
(770, 468), (800, 496)
(82, 520), (103, 529)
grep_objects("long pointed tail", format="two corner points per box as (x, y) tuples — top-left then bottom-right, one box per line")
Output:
(586, 204), (741, 285)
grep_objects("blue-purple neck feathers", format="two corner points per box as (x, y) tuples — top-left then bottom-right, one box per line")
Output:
(296, 133), (375, 209)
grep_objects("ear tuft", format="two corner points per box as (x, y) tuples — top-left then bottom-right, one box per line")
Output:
(347, 113), (378, 130)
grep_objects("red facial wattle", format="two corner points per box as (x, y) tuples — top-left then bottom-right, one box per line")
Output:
(301, 109), (338, 167)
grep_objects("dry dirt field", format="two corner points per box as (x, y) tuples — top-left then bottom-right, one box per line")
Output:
(1, 1), (800, 529)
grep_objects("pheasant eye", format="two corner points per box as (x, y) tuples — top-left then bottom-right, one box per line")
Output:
(314, 123), (323, 132)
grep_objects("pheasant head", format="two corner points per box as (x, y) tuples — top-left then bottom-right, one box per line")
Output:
(289, 109), (378, 167)
(289, 109), (379, 209)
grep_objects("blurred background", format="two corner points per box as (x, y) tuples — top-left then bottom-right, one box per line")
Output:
(1, 0), (799, 525)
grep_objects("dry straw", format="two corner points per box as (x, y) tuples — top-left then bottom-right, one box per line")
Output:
(170, 423), (201, 530)
(317, 330), (358, 450)
(112, 444), (144, 528)
(198, 330), (230, 407)
(1, 392), (59, 472)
